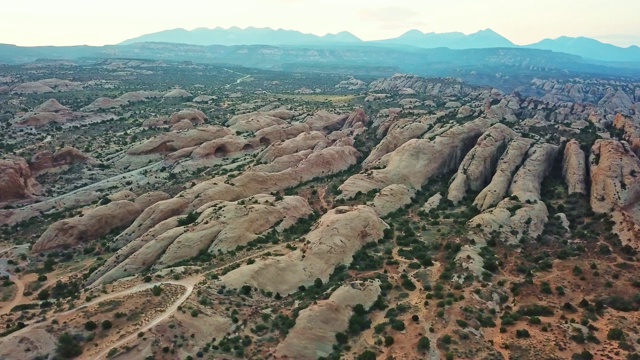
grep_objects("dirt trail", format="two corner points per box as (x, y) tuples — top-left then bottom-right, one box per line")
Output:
(0, 275), (25, 315)
(91, 279), (197, 360)
(318, 186), (330, 210)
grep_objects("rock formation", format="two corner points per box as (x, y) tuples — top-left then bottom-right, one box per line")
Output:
(127, 126), (233, 155)
(473, 138), (534, 210)
(32, 192), (170, 252)
(275, 281), (381, 359)
(163, 89), (192, 98)
(562, 139), (587, 194)
(370, 184), (415, 217)
(30, 146), (99, 174)
(227, 111), (291, 133)
(87, 195), (312, 286)
(0, 157), (42, 203)
(221, 206), (387, 295)
(339, 117), (495, 200)
(169, 109), (208, 125)
(447, 124), (516, 204)
(256, 131), (330, 164)
(590, 140), (640, 214)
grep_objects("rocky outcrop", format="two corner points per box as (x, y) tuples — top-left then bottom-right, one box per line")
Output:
(102, 143), (361, 255)
(35, 99), (69, 113)
(127, 126), (233, 155)
(342, 108), (369, 130)
(473, 138), (534, 210)
(32, 191), (170, 252)
(0, 157), (42, 203)
(82, 97), (126, 111)
(562, 139), (587, 194)
(254, 123), (310, 146)
(370, 184), (415, 217)
(155, 195), (312, 267)
(305, 111), (348, 133)
(187, 135), (254, 160)
(11, 79), (81, 94)
(14, 98), (76, 127)
(447, 124), (516, 204)
(142, 117), (169, 128)
(256, 131), (330, 163)
(169, 109), (207, 125)
(89, 195), (312, 286)
(163, 88), (192, 98)
(30, 146), (99, 174)
(275, 281), (381, 359)
(422, 192), (443, 213)
(170, 119), (194, 132)
(590, 140), (640, 214)
(339, 117), (495, 200)
(227, 111), (291, 133)
(82, 91), (163, 111)
(509, 143), (560, 200)
(363, 116), (438, 168)
(221, 206), (387, 295)
(368, 74), (474, 97)
(613, 113), (640, 156)
(467, 143), (559, 246)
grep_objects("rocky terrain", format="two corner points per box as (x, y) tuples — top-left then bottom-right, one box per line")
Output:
(0, 60), (639, 360)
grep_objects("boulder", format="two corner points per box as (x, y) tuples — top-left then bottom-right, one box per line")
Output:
(422, 192), (443, 213)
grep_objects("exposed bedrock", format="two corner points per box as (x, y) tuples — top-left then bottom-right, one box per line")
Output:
(562, 139), (588, 195)
(473, 137), (534, 211)
(32, 191), (170, 252)
(447, 123), (517, 204)
(338, 117), (495, 200)
(220, 205), (387, 295)
(88, 195), (312, 286)
(275, 281), (381, 360)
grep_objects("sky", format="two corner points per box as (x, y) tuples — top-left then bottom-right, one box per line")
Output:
(2, 0), (640, 47)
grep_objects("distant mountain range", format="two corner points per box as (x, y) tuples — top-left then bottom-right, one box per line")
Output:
(119, 27), (640, 63)
(120, 27), (362, 46)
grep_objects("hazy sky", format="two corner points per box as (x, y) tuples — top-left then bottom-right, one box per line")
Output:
(3, 0), (640, 47)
